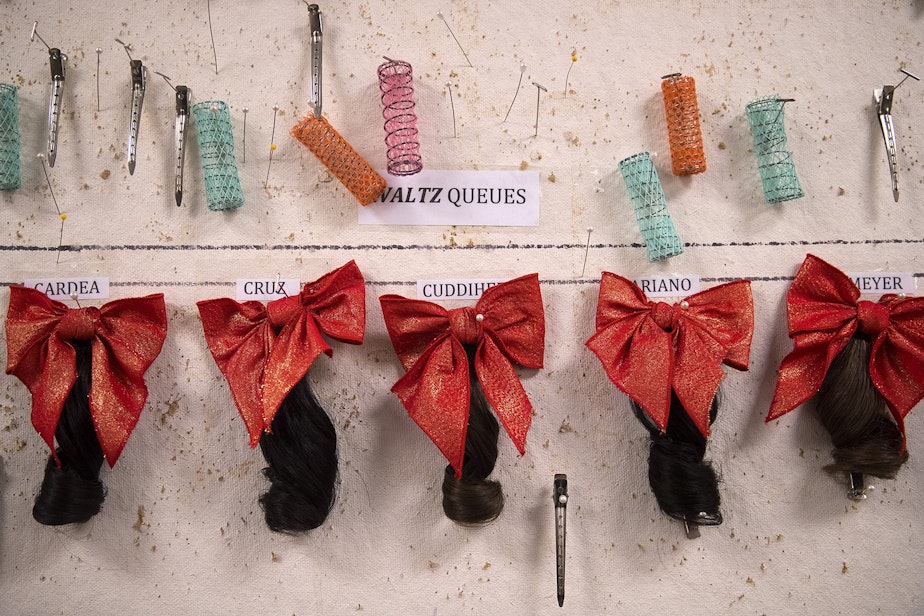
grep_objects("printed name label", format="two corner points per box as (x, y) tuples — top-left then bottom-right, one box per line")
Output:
(632, 275), (701, 298)
(416, 279), (506, 300)
(358, 169), (540, 226)
(24, 277), (110, 300)
(236, 278), (300, 301)
(847, 271), (914, 295)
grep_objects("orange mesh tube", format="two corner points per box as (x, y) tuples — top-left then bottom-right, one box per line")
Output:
(291, 114), (387, 206)
(661, 74), (706, 176)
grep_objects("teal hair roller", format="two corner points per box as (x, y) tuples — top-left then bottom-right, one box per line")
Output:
(0, 83), (21, 191)
(192, 100), (244, 211)
(745, 96), (804, 204)
(618, 152), (684, 262)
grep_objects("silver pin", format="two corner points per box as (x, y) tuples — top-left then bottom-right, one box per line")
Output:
(874, 68), (919, 202)
(95, 47), (102, 112)
(553, 474), (568, 607)
(38, 153), (66, 264)
(242, 107), (249, 163)
(564, 50), (577, 95)
(265, 104), (279, 187)
(580, 227), (593, 278)
(276, 273), (289, 298)
(532, 82), (547, 137)
(503, 62), (527, 123)
(69, 293), (82, 308)
(206, 0), (219, 74)
(436, 10), (472, 68)
(445, 81), (457, 138)
(115, 39), (146, 175)
(307, 4), (323, 118)
(770, 97), (795, 132)
(683, 517), (701, 540)
(31, 22), (66, 167)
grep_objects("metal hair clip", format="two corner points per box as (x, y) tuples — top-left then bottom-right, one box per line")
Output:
(156, 73), (190, 206)
(31, 22), (66, 167)
(847, 471), (868, 501)
(874, 68), (919, 202)
(553, 474), (568, 607)
(115, 39), (147, 175)
(307, 3), (323, 118)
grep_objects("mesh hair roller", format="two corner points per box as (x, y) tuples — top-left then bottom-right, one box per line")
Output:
(661, 73), (706, 176)
(378, 58), (422, 176)
(291, 114), (387, 206)
(619, 152), (684, 262)
(192, 100), (244, 211)
(0, 84), (21, 191)
(745, 96), (804, 204)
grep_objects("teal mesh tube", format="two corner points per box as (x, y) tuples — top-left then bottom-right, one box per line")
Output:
(192, 100), (244, 211)
(745, 96), (804, 204)
(0, 84), (21, 191)
(619, 152), (683, 262)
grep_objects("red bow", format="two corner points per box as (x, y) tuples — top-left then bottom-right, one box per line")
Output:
(380, 274), (545, 478)
(5, 286), (167, 466)
(766, 254), (924, 443)
(197, 261), (365, 446)
(586, 273), (753, 436)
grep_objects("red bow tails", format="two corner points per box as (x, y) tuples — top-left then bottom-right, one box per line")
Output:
(5, 286), (167, 466)
(380, 274), (545, 478)
(587, 273), (753, 436)
(766, 254), (924, 446)
(197, 261), (366, 446)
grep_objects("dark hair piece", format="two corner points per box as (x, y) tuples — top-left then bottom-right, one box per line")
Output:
(632, 392), (722, 527)
(815, 335), (908, 479)
(258, 375), (338, 533)
(32, 340), (107, 526)
(441, 355), (504, 525)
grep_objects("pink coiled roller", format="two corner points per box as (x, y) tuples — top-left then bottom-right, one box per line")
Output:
(378, 58), (422, 176)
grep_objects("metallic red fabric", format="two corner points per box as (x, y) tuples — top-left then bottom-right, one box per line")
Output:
(5, 286), (167, 467)
(766, 254), (924, 444)
(587, 273), (753, 436)
(197, 261), (365, 446)
(380, 274), (545, 478)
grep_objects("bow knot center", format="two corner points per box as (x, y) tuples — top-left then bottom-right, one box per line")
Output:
(449, 307), (484, 345)
(651, 302), (676, 331)
(857, 300), (890, 337)
(266, 295), (302, 331)
(57, 307), (101, 340)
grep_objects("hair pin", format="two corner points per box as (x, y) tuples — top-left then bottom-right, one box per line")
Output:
(155, 72), (190, 206)
(874, 68), (919, 202)
(31, 22), (66, 167)
(564, 50), (577, 95)
(37, 152), (67, 263)
(553, 474), (568, 607)
(532, 81), (547, 137)
(436, 10), (473, 68)
(115, 39), (146, 175)
(503, 62), (527, 123)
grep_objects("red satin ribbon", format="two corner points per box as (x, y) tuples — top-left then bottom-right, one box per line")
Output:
(380, 274), (545, 478)
(586, 273), (753, 436)
(5, 287), (167, 467)
(197, 261), (365, 446)
(766, 254), (924, 444)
